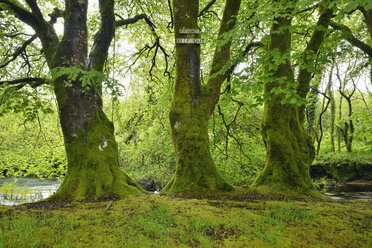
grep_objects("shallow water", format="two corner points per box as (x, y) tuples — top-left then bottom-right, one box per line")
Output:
(325, 184), (372, 200)
(0, 177), (60, 206)
(1, 177), (371, 205)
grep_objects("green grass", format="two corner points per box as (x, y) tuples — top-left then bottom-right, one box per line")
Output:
(0, 190), (371, 248)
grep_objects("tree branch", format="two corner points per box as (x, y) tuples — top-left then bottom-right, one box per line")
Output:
(206, 0), (242, 113)
(124, 37), (170, 79)
(116, 13), (170, 78)
(297, 4), (333, 99)
(0, 77), (49, 89)
(330, 20), (372, 58)
(0, 0), (59, 65)
(227, 41), (263, 79)
(87, 0), (115, 72)
(357, 7), (372, 40)
(0, 0), (39, 27)
(167, 0), (173, 29)
(48, 7), (64, 24)
(25, 0), (43, 20)
(296, 3), (319, 15)
(0, 34), (37, 69)
(115, 14), (156, 31)
(199, 0), (217, 17)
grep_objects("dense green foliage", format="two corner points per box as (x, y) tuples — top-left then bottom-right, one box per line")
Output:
(312, 152), (372, 181)
(0, 110), (66, 179)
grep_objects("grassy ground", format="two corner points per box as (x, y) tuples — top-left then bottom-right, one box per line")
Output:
(0, 188), (371, 248)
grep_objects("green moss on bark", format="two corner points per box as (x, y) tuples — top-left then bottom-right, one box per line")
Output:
(253, 1), (316, 193)
(51, 111), (144, 200)
(163, 0), (234, 194)
(163, 87), (233, 194)
(254, 97), (315, 192)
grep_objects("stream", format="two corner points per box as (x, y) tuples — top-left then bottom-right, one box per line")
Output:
(0, 177), (60, 206)
(324, 184), (372, 200)
(1, 177), (372, 205)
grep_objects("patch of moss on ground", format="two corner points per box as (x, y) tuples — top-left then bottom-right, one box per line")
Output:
(0, 190), (371, 247)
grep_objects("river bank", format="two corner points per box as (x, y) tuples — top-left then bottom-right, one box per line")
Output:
(0, 188), (371, 247)
(1, 177), (372, 206)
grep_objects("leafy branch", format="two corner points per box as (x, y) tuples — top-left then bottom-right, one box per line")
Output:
(51, 66), (106, 92)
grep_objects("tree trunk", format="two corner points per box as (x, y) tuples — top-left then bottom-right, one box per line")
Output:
(52, 76), (143, 200)
(327, 64), (336, 152)
(337, 94), (342, 152)
(163, 0), (240, 193)
(341, 93), (354, 153)
(306, 76), (321, 135)
(0, 0), (145, 200)
(315, 95), (326, 155)
(50, 0), (143, 200)
(254, 0), (332, 192)
(253, 10), (315, 191)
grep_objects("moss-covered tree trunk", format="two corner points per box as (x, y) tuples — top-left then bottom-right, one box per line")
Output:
(52, 0), (144, 200)
(340, 91), (355, 153)
(254, 0), (332, 192)
(163, 0), (240, 193)
(1, 0), (144, 200)
(52, 89), (143, 199)
(254, 11), (315, 191)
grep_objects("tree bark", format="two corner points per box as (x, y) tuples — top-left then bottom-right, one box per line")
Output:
(306, 76), (321, 135)
(339, 89), (355, 153)
(253, 0), (332, 192)
(53, 0), (144, 200)
(335, 61), (356, 153)
(315, 93), (331, 155)
(254, 6), (315, 191)
(1, 0), (144, 200)
(163, 0), (240, 193)
(327, 64), (336, 152)
(337, 93), (342, 152)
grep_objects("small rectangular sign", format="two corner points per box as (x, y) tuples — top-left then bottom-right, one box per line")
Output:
(176, 38), (205, 44)
(179, 28), (200, 34)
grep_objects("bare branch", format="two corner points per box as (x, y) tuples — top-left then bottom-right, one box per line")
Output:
(124, 37), (170, 80)
(115, 12), (170, 78)
(1, 0), (59, 64)
(115, 13), (156, 31)
(0, 34), (37, 69)
(199, 0), (217, 17)
(3, 32), (34, 38)
(167, 0), (173, 30)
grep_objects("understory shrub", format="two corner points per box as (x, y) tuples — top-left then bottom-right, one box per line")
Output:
(310, 152), (372, 182)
